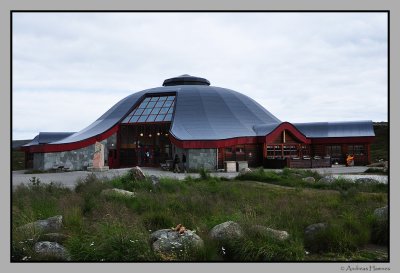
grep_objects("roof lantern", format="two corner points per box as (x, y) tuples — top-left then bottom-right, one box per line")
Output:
(162, 74), (210, 86)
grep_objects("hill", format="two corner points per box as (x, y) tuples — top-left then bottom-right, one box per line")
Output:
(371, 122), (388, 162)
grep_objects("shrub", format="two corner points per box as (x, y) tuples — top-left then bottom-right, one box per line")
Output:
(199, 168), (211, 180)
(369, 216), (389, 245)
(66, 222), (154, 261)
(218, 234), (305, 261)
(304, 218), (370, 254)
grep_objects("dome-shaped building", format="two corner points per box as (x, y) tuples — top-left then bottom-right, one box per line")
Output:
(22, 75), (375, 171)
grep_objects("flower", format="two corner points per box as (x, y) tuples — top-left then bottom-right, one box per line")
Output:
(90, 242), (95, 246)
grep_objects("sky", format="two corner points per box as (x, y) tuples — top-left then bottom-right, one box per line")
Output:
(12, 12), (388, 140)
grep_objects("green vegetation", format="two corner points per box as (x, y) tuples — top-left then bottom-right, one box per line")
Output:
(371, 122), (388, 162)
(365, 168), (388, 175)
(12, 169), (388, 262)
(12, 150), (25, 171)
(237, 168), (387, 193)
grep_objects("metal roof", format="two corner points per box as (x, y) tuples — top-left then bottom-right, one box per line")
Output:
(23, 132), (75, 147)
(293, 121), (375, 138)
(31, 75), (375, 147)
(48, 76), (281, 144)
(163, 74), (210, 86)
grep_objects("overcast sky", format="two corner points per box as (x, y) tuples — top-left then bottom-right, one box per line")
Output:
(12, 12), (388, 140)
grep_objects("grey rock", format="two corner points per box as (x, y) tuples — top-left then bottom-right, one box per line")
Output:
(17, 215), (63, 234)
(318, 176), (336, 184)
(251, 225), (289, 241)
(38, 233), (70, 244)
(304, 223), (328, 244)
(355, 178), (379, 184)
(150, 229), (204, 261)
(101, 188), (136, 198)
(130, 166), (146, 181)
(302, 177), (315, 183)
(209, 221), (243, 241)
(239, 168), (252, 175)
(150, 175), (160, 186)
(374, 206), (388, 221)
(34, 241), (71, 261)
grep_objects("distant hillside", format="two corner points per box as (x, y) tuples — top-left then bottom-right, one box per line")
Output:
(371, 122), (388, 162)
(12, 139), (32, 150)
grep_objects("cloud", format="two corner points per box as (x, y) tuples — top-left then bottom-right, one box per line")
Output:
(12, 12), (388, 139)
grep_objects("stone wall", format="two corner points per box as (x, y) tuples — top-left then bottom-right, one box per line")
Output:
(187, 148), (217, 171)
(171, 145), (217, 171)
(34, 133), (116, 171)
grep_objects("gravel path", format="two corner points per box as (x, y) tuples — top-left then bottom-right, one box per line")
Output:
(12, 165), (380, 189)
(12, 167), (239, 189)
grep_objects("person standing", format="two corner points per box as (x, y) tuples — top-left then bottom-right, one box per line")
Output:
(182, 153), (187, 173)
(173, 154), (180, 173)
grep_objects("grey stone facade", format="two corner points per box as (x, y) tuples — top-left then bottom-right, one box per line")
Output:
(34, 133), (117, 171)
(172, 145), (217, 171)
(187, 148), (217, 171)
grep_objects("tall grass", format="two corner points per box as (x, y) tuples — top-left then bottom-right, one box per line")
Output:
(12, 172), (388, 262)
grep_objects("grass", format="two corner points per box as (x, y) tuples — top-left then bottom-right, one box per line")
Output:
(371, 122), (388, 162)
(12, 150), (26, 171)
(12, 170), (388, 262)
(365, 168), (388, 175)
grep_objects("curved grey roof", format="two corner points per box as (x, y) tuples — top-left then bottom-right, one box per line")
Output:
(49, 75), (281, 144)
(293, 121), (375, 138)
(35, 75), (374, 147)
(23, 132), (75, 146)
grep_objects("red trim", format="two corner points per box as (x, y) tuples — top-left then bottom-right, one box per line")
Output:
(310, 137), (374, 144)
(25, 125), (120, 153)
(265, 122), (311, 144)
(169, 134), (261, 149)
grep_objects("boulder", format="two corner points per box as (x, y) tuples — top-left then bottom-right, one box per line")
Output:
(34, 241), (71, 261)
(101, 188), (136, 198)
(17, 215), (63, 234)
(250, 225), (289, 241)
(304, 223), (328, 252)
(130, 166), (146, 181)
(150, 228), (204, 261)
(318, 176), (336, 184)
(374, 206), (388, 221)
(355, 178), (379, 184)
(38, 233), (70, 244)
(150, 175), (160, 186)
(239, 168), (252, 175)
(302, 177), (315, 183)
(209, 221), (243, 241)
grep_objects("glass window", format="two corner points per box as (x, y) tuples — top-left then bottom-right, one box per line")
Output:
(134, 108), (144, 115)
(122, 95), (175, 124)
(142, 108), (152, 115)
(151, 107), (161, 115)
(130, 116), (139, 123)
(155, 101), (165, 107)
(155, 114), (165, 122)
(122, 115), (132, 123)
(163, 101), (172, 107)
(147, 115), (157, 122)
(138, 101), (148, 109)
(146, 101), (156, 108)
(164, 113), (173, 121)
